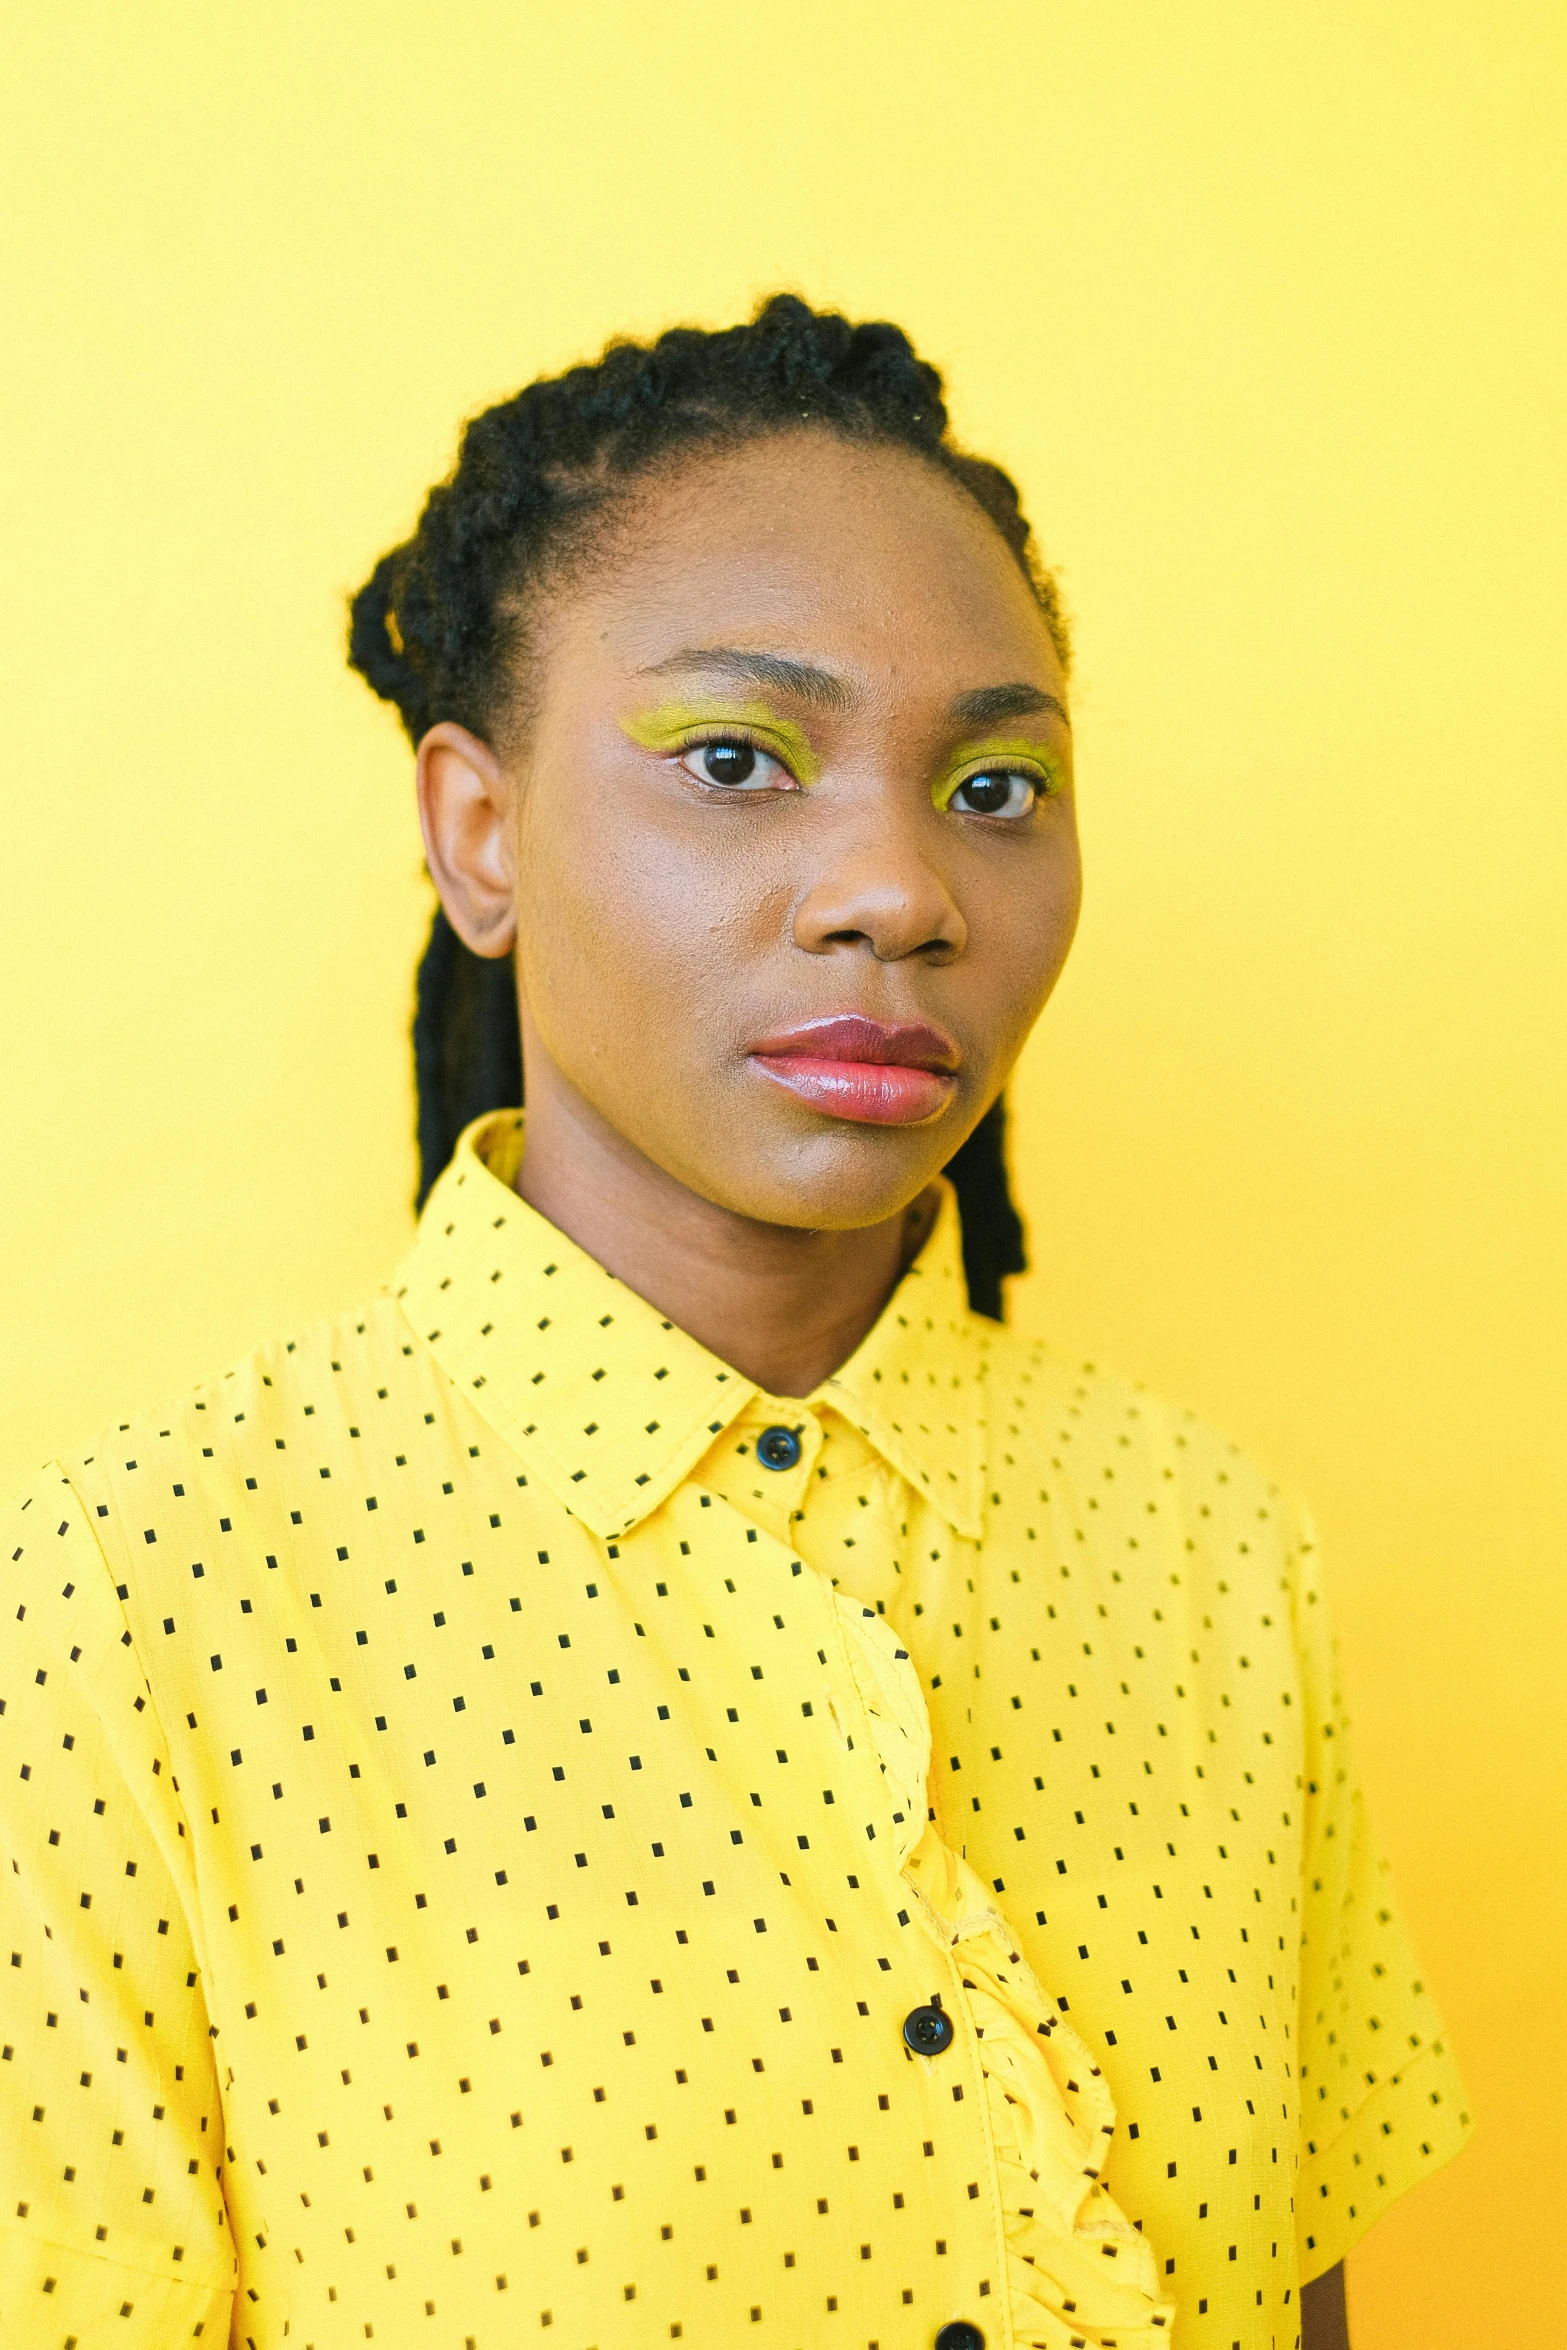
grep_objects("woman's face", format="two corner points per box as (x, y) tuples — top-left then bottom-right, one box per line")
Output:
(426, 429), (1080, 1232)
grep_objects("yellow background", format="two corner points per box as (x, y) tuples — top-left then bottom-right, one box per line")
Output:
(2, 4), (1561, 2338)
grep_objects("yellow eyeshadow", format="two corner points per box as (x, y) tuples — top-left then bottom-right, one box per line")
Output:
(930, 737), (1064, 812)
(620, 699), (821, 786)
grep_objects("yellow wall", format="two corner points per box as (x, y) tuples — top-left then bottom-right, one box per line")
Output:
(2, 4), (1562, 2336)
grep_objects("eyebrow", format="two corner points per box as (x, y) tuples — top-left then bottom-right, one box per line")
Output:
(947, 680), (1070, 730)
(637, 646), (854, 710)
(638, 646), (1069, 733)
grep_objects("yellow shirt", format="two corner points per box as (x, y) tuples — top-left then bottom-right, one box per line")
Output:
(0, 1113), (1468, 2349)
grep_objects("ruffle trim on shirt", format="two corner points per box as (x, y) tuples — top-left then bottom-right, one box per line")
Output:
(836, 1596), (1175, 2348)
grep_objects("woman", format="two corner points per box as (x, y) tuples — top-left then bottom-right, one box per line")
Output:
(0, 297), (1466, 2348)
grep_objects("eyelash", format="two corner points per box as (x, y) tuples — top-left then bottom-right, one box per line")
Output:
(673, 729), (799, 792)
(667, 729), (1058, 816)
(941, 763), (1057, 820)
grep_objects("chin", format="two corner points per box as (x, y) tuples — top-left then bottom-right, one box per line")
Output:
(691, 1124), (954, 1232)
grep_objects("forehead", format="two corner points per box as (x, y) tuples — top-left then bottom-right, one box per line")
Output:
(539, 431), (1062, 703)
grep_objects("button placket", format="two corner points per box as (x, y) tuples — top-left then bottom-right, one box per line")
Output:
(817, 1590), (1013, 2304)
(704, 1406), (820, 1537)
(687, 1432), (1018, 2324)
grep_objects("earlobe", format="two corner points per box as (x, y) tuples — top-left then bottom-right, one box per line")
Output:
(415, 722), (518, 960)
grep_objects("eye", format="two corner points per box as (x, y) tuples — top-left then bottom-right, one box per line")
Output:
(677, 736), (793, 792)
(948, 768), (1039, 820)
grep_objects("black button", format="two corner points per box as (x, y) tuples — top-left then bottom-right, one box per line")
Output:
(934, 2325), (985, 2350)
(756, 1425), (803, 1471)
(902, 2003), (955, 2056)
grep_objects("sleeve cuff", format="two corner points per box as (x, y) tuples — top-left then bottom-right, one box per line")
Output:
(1296, 2039), (1473, 2282)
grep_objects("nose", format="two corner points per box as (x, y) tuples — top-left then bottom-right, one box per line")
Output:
(790, 823), (967, 964)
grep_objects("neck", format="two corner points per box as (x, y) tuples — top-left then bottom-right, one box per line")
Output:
(512, 1074), (935, 1399)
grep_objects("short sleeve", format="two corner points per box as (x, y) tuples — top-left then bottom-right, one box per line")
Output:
(1290, 1505), (1472, 2279)
(0, 1468), (234, 2345)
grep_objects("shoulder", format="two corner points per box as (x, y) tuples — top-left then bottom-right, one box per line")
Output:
(28, 1290), (434, 1581)
(974, 1315), (1310, 1603)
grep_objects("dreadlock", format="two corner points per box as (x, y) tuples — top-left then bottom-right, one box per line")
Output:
(349, 293), (1066, 1319)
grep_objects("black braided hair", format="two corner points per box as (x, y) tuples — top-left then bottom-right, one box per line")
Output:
(350, 294), (1059, 1318)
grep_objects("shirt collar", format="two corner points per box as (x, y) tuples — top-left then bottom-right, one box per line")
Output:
(818, 1195), (986, 1542)
(392, 1112), (986, 1544)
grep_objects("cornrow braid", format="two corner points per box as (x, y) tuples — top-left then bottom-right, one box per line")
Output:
(352, 293), (1058, 1319)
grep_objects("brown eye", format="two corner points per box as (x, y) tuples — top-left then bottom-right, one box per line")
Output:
(698, 740), (756, 785)
(950, 769), (1037, 819)
(676, 736), (793, 792)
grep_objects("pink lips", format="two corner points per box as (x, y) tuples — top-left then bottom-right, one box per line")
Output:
(748, 1015), (960, 1127)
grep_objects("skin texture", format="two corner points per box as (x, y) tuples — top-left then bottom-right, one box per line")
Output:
(414, 422), (1352, 2348)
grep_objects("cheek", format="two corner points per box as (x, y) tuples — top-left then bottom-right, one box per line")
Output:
(511, 788), (768, 1075)
(978, 833), (1083, 1039)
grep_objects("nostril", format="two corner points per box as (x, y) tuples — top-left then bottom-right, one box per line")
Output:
(793, 864), (967, 962)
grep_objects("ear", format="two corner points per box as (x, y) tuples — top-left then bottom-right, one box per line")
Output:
(416, 722), (517, 958)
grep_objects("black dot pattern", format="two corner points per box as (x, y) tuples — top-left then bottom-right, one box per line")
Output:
(0, 1113), (1470, 2347)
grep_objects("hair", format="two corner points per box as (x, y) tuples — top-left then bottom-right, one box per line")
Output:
(349, 292), (1064, 1318)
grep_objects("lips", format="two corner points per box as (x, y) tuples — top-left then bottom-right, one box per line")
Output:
(748, 1015), (960, 1128)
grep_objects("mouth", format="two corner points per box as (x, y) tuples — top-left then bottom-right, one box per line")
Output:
(747, 1014), (960, 1128)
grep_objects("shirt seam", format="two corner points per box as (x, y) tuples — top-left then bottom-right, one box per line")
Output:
(1297, 2034), (1464, 2184)
(50, 1461), (219, 1998)
(0, 2215), (234, 2296)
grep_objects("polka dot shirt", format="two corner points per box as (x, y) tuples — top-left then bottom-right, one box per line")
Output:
(0, 1113), (1468, 2349)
